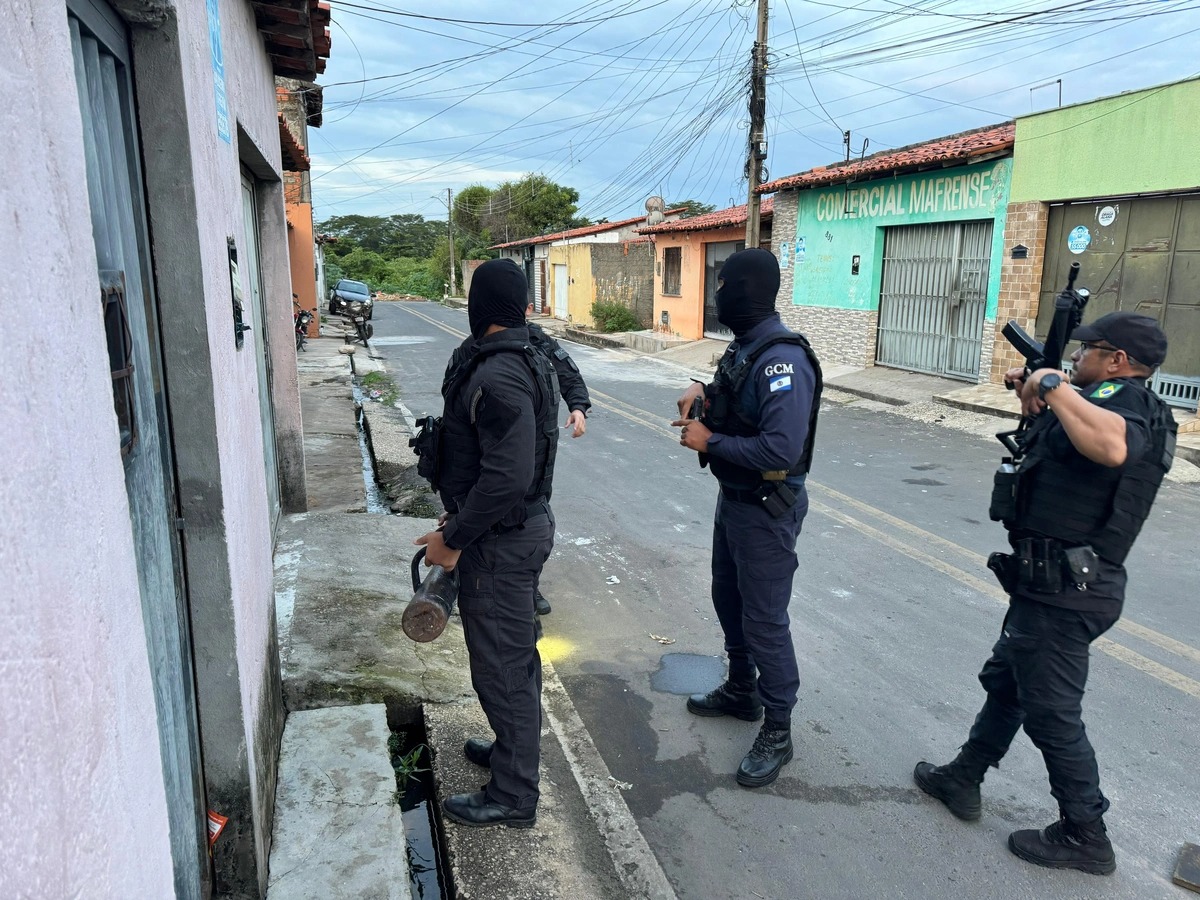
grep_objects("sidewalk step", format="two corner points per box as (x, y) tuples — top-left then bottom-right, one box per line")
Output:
(268, 704), (410, 899)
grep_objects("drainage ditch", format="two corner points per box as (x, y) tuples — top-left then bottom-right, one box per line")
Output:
(351, 383), (392, 514)
(389, 712), (452, 899)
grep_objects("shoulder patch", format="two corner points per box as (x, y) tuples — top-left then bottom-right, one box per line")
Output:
(769, 375), (793, 393)
(1090, 381), (1124, 399)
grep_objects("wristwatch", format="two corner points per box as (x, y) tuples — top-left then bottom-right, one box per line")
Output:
(1038, 373), (1064, 402)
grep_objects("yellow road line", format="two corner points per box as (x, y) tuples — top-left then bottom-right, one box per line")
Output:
(582, 386), (1200, 697)
(398, 302), (467, 339)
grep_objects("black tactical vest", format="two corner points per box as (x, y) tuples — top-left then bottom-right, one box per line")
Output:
(436, 338), (560, 509)
(704, 331), (823, 488)
(1014, 381), (1176, 564)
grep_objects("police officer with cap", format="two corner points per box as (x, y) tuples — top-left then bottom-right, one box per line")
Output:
(914, 311), (1176, 875)
(415, 258), (560, 828)
(674, 248), (822, 788)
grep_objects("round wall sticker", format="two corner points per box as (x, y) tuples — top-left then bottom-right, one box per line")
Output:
(1097, 206), (1117, 227)
(1067, 225), (1092, 254)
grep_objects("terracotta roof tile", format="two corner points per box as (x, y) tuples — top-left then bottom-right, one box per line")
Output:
(758, 123), (1014, 193)
(638, 197), (773, 234)
(278, 114), (309, 172)
(490, 208), (686, 250)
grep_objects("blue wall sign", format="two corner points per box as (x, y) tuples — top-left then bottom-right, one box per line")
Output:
(779, 242), (791, 269)
(207, 0), (231, 144)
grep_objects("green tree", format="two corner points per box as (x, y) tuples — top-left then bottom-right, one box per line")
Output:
(427, 236), (468, 296)
(669, 199), (717, 218)
(318, 213), (442, 260)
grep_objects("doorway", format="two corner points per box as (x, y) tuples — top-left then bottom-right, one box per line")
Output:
(69, 2), (210, 895)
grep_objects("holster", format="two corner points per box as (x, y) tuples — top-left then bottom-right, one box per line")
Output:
(987, 552), (1019, 594)
(408, 415), (442, 491)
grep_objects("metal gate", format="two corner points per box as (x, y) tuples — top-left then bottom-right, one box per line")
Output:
(1040, 195), (1200, 409)
(876, 221), (992, 380)
(703, 240), (742, 338)
(70, 3), (210, 895)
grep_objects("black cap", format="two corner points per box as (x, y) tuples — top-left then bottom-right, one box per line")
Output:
(1072, 311), (1167, 367)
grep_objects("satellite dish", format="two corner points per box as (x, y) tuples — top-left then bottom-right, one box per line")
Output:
(645, 195), (665, 226)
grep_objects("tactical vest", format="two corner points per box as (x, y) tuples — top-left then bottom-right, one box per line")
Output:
(1014, 381), (1176, 565)
(420, 339), (559, 506)
(704, 331), (823, 489)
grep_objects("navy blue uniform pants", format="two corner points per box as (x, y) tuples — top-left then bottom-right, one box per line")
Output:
(711, 489), (807, 728)
(456, 509), (554, 810)
(964, 596), (1120, 823)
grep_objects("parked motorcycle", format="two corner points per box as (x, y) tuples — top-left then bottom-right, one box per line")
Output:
(293, 295), (314, 352)
(346, 299), (374, 347)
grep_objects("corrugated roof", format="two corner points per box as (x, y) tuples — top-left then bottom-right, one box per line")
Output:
(758, 122), (1014, 193)
(638, 197), (773, 235)
(490, 208), (685, 250)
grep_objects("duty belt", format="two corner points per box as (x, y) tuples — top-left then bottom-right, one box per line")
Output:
(720, 485), (764, 505)
(488, 498), (550, 534)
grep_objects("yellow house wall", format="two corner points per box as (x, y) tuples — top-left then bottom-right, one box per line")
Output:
(549, 243), (597, 326)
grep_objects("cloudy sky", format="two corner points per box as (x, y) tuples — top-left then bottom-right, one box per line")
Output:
(308, 0), (1199, 227)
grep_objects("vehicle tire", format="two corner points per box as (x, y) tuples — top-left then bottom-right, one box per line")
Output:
(364, 322), (374, 339)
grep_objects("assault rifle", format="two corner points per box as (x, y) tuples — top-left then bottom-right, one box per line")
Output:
(995, 262), (1089, 459)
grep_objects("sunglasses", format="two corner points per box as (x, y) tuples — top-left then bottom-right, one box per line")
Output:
(1079, 341), (1119, 354)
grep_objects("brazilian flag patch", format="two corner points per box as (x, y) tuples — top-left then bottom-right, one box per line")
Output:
(1090, 381), (1124, 399)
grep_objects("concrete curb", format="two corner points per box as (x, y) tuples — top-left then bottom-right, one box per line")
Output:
(564, 327), (627, 350)
(425, 670), (677, 900)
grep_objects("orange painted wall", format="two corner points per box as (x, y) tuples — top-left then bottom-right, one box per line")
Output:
(286, 201), (318, 336)
(652, 224), (751, 340)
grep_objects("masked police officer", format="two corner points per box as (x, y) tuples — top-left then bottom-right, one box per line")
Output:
(442, 302), (590, 620)
(914, 311), (1176, 875)
(674, 248), (822, 788)
(415, 258), (560, 828)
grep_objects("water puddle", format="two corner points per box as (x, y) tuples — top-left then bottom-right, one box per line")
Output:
(351, 383), (392, 514)
(391, 716), (451, 898)
(649, 652), (726, 695)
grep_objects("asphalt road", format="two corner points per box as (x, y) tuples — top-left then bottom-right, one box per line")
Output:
(369, 300), (1200, 900)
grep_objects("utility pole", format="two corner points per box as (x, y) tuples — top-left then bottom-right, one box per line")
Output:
(447, 187), (458, 297)
(745, 0), (769, 247)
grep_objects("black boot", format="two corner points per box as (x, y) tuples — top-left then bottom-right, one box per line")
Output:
(535, 590), (551, 616)
(736, 724), (793, 787)
(1008, 814), (1116, 875)
(463, 738), (493, 768)
(913, 753), (986, 821)
(686, 681), (763, 721)
(443, 790), (536, 829)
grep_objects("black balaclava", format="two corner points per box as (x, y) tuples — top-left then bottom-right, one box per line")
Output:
(468, 258), (528, 337)
(715, 248), (780, 338)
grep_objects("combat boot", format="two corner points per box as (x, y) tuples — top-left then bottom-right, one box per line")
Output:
(913, 752), (987, 821)
(686, 681), (763, 721)
(1008, 814), (1116, 875)
(736, 723), (793, 787)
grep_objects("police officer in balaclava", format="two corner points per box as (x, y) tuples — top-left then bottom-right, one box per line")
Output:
(415, 258), (560, 827)
(674, 248), (824, 788)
